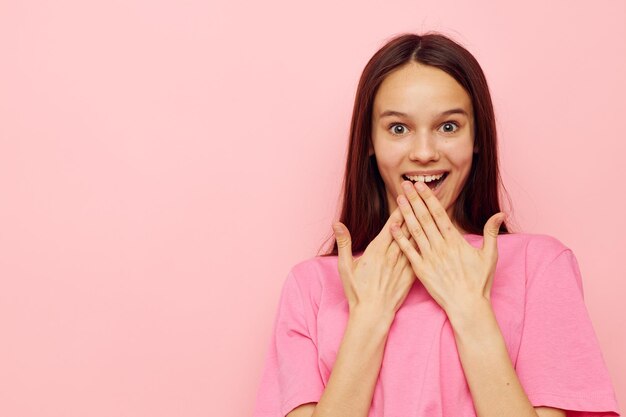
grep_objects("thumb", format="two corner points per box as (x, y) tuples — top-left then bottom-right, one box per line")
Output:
(333, 222), (353, 273)
(482, 212), (506, 258)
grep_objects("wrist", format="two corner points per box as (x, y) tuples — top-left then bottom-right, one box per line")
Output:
(445, 297), (494, 334)
(349, 304), (395, 333)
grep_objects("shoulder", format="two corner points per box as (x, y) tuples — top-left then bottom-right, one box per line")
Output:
(482, 232), (573, 281)
(468, 231), (570, 261)
(289, 255), (338, 278)
(495, 232), (571, 259)
(283, 255), (342, 305)
(495, 232), (580, 290)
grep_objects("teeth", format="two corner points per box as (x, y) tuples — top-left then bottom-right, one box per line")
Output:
(404, 173), (445, 183)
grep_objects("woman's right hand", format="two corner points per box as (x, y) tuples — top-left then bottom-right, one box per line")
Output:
(332, 207), (418, 318)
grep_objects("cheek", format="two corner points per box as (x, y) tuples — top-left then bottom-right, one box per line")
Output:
(373, 143), (405, 170)
(374, 151), (405, 195)
(444, 141), (474, 169)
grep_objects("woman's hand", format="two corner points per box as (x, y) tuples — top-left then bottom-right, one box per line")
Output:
(390, 180), (506, 317)
(332, 207), (418, 318)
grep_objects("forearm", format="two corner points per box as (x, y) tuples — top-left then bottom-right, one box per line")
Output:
(311, 306), (394, 417)
(447, 299), (538, 417)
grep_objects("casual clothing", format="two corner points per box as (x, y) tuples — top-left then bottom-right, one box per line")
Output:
(252, 233), (621, 417)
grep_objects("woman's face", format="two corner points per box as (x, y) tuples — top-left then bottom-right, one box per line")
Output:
(370, 61), (476, 233)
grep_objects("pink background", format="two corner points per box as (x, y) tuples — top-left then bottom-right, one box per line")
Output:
(0, 0), (624, 416)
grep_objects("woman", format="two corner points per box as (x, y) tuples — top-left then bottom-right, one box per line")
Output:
(252, 33), (620, 417)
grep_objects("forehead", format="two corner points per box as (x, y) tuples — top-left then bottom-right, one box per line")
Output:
(373, 62), (473, 118)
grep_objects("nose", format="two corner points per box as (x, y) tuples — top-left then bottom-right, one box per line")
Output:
(409, 130), (439, 163)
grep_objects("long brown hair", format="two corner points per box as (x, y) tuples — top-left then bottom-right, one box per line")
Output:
(318, 32), (513, 257)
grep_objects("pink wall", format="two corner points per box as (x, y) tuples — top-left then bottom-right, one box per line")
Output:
(0, 0), (624, 416)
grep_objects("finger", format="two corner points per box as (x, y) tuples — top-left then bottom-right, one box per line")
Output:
(378, 206), (406, 248)
(397, 190), (431, 254)
(400, 223), (415, 247)
(413, 180), (458, 242)
(482, 212), (506, 259)
(394, 243), (410, 271)
(401, 180), (445, 247)
(385, 239), (403, 265)
(399, 222), (419, 251)
(385, 217), (411, 260)
(390, 220), (423, 269)
(332, 222), (353, 276)
(392, 255), (416, 306)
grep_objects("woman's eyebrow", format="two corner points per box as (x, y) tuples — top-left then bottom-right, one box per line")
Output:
(438, 108), (469, 117)
(379, 108), (469, 118)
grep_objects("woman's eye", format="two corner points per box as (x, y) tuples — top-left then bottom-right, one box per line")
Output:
(389, 124), (408, 135)
(440, 121), (459, 133)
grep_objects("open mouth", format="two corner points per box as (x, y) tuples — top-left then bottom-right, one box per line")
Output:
(402, 172), (448, 192)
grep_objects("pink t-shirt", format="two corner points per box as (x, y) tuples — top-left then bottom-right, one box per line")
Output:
(252, 233), (621, 417)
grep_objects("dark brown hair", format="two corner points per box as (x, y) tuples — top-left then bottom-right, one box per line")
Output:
(318, 32), (513, 257)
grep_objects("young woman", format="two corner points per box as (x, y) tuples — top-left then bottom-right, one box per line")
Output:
(252, 33), (620, 417)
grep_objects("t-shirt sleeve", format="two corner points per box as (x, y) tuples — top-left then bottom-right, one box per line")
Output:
(515, 248), (621, 417)
(252, 269), (324, 417)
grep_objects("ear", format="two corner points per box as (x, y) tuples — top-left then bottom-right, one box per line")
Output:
(473, 144), (479, 154)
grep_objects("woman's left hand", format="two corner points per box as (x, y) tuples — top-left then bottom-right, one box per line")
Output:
(390, 180), (506, 317)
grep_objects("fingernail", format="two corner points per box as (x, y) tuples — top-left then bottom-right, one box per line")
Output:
(415, 182), (427, 192)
